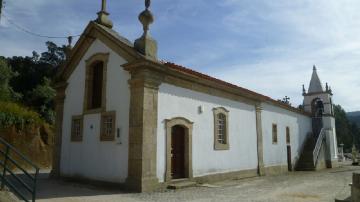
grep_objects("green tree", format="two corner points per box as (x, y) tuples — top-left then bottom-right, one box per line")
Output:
(6, 41), (66, 124)
(28, 78), (56, 124)
(334, 105), (354, 152)
(8, 42), (65, 100)
(39, 41), (66, 68)
(350, 123), (360, 149)
(0, 57), (21, 101)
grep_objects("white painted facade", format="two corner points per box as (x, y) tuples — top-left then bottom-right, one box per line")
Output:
(60, 39), (131, 183)
(156, 84), (314, 182)
(261, 103), (312, 168)
(59, 29), (336, 185)
(157, 84), (259, 182)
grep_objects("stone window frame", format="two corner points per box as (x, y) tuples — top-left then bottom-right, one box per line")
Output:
(71, 115), (83, 142)
(100, 111), (116, 141)
(213, 107), (230, 150)
(165, 117), (194, 182)
(83, 53), (109, 114)
(272, 124), (278, 144)
(286, 126), (290, 144)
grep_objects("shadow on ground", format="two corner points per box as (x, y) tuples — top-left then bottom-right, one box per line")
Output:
(7, 172), (128, 201)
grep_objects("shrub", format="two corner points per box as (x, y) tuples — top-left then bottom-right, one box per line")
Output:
(0, 101), (43, 130)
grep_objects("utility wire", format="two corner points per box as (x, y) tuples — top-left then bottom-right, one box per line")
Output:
(1, 13), (81, 39)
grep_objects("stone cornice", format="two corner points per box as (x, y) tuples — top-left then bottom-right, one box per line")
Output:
(303, 91), (332, 96)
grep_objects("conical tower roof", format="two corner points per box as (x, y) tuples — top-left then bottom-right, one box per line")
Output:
(308, 65), (324, 93)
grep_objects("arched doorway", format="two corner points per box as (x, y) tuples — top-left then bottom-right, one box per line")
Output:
(165, 117), (193, 181)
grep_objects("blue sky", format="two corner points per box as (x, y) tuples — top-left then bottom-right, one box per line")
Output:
(1, 0), (360, 111)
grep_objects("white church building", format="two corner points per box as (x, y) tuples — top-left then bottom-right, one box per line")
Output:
(51, 0), (339, 192)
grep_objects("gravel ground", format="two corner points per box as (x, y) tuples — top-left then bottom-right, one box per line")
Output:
(0, 190), (19, 202)
(30, 163), (358, 202)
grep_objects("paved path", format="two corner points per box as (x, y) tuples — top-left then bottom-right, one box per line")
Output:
(33, 164), (358, 202)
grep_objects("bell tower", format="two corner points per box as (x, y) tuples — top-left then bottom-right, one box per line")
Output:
(302, 65), (338, 167)
(303, 65), (334, 116)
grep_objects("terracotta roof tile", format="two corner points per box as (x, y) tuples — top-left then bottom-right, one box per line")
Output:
(163, 62), (308, 115)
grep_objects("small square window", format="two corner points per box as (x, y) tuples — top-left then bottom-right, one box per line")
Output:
(100, 111), (116, 141)
(71, 116), (83, 142)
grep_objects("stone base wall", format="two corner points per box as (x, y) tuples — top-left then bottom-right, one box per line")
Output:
(264, 165), (289, 175)
(193, 168), (258, 184)
(352, 173), (360, 202)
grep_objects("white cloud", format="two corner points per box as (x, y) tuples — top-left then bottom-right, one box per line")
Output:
(1, 0), (360, 111)
(204, 0), (360, 111)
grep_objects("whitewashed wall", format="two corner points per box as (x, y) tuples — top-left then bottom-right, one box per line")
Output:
(60, 39), (130, 183)
(261, 103), (312, 168)
(157, 84), (258, 182)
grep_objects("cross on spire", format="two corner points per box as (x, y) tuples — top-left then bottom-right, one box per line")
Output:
(101, 0), (107, 12)
(145, 0), (150, 9)
(95, 0), (113, 29)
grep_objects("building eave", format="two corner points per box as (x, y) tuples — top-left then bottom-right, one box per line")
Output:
(123, 59), (311, 117)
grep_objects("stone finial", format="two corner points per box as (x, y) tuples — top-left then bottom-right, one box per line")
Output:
(302, 84), (306, 95)
(313, 65), (317, 71)
(67, 36), (73, 48)
(95, 0), (113, 29)
(134, 0), (158, 60)
(65, 36), (73, 60)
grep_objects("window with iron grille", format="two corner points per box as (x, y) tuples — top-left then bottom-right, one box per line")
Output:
(217, 113), (227, 144)
(213, 107), (229, 150)
(100, 111), (116, 141)
(71, 116), (83, 142)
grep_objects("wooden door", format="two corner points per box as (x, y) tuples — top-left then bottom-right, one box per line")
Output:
(287, 145), (292, 171)
(171, 125), (185, 179)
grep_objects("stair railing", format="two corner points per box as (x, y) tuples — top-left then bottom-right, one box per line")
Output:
(313, 128), (325, 166)
(0, 137), (39, 202)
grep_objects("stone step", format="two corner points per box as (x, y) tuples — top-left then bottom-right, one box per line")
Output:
(167, 180), (197, 190)
(300, 154), (313, 159)
(335, 196), (351, 202)
(298, 161), (314, 165)
(299, 156), (313, 161)
(295, 167), (316, 171)
(299, 157), (313, 162)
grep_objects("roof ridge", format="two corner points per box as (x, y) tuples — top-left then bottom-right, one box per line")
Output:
(164, 62), (271, 99)
(163, 61), (310, 116)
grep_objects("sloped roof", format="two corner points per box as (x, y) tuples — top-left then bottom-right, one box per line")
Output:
(308, 66), (324, 93)
(58, 21), (310, 117)
(163, 62), (309, 116)
(164, 62), (272, 100)
(96, 23), (134, 47)
(56, 21), (141, 82)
